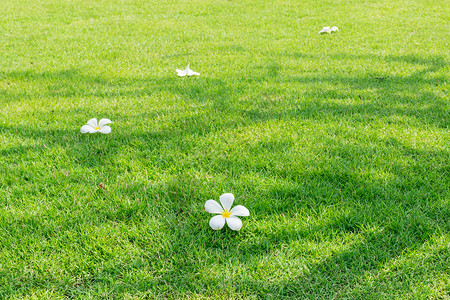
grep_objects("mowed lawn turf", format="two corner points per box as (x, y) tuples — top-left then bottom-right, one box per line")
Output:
(0, 0), (449, 298)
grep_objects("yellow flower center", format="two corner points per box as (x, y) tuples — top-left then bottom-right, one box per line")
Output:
(95, 126), (101, 130)
(222, 209), (231, 218)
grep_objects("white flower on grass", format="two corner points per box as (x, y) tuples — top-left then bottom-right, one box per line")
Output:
(80, 118), (112, 134)
(176, 64), (200, 77)
(318, 26), (339, 34)
(205, 193), (249, 231)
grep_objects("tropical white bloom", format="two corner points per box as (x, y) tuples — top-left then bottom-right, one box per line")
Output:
(205, 193), (249, 231)
(80, 118), (112, 134)
(176, 64), (200, 77)
(318, 26), (339, 34)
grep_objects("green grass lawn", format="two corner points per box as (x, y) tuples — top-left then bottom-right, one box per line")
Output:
(1, 0), (449, 298)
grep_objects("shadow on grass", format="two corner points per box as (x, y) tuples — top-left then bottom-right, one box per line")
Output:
(1, 56), (448, 135)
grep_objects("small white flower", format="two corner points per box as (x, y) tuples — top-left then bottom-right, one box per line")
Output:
(318, 26), (339, 34)
(205, 193), (250, 231)
(80, 118), (112, 134)
(176, 64), (200, 77)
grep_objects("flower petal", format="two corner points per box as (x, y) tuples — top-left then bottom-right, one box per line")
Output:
(99, 125), (111, 134)
(230, 205), (249, 217)
(99, 119), (112, 127)
(176, 69), (188, 77)
(81, 125), (91, 133)
(226, 216), (243, 231)
(319, 26), (332, 34)
(87, 118), (98, 128)
(219, 193), (234, 211)
(209, 215), (225, 230)
(80, 125), (97, 133)
(205, 200), (224, 214)
(187, 69), (200, 76)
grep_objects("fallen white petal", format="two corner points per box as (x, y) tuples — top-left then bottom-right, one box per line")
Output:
(87, 118), (98, 128)
(226, 216), (243, 231)
(80, 125), (95, 133)
(177, 65), (200, 77)
(230, 205), (249, 217)
(99, 119), (112, 127)
(330, 26), (339, 32)
(187, 69), (200, 76)
(176, 69), (188, 77)
(318, 26), (331, 34)
(219, 193), (235, 211)
(99, 126), (111, 134)
(209, 215), (225, 230)
(205, 200), (224, 214)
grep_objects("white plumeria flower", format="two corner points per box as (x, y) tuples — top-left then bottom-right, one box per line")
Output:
(176, 64), (200, 77)
(318, 26), (339, 34)
(80, 118), (112, 134)
(205, 193), (250, 231)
